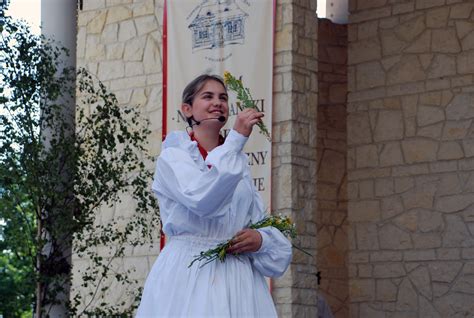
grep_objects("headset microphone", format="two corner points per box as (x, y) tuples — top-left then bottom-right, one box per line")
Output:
(191, 116), (226, 126)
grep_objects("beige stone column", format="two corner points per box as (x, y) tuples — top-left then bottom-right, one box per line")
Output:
(272, 0), (319, 316)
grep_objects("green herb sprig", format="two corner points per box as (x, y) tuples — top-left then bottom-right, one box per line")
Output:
(188, 215), (310, 268)
(224, 71), (271, 141)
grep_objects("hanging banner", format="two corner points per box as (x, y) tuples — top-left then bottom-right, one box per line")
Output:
(163, 0), (275, 209)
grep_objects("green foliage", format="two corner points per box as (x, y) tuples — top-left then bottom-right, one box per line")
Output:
(0, 16), (160, 316)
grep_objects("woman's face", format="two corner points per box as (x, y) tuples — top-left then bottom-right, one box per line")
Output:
(182, 80), (229, 128)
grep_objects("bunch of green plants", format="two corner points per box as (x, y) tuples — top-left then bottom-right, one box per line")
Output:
(0, 16), (160, 317)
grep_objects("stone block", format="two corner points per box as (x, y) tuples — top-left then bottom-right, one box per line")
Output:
(463, 139), (474, 157)
(373, 111), (404, 142)
(357, 20), (378, 40)
(418, 123), (443, 139)
(381, 32), (407, 56)
(396, 278), (418, 311)
(438, 141), (464, 160)
(394, 15), (425, 42)
(459, 158), (474, 170)
(462, 248), (474, 259)
(432, 29), (461, 53)
(356, 144), (379, 168)
(356, 61), (386, 90)
(350, 251), (369, 264)
(412, 232), (441, 249)
(457, 51), (474, 75)
(452, 275), (474, 294)
(427, 7), (449, 28)
(455, 21), (474, 39)
(451, 75), (473, 88)
(394, 210), (418, 231)
(356, 223), (379, 250)
(349, 39), (381, 64)
(118, 20), (136, 42)
(405, 30), (431, 54)
(437, 247), (460, 260)
(373, 263), (405, 278)
(387, 55), (425, 85)
(346, 112), (372, 145)
(404, 249), (436, 261)
(135, 16), (158, 36)
(375, 178), (394, 197)
(393, 2), (415, 15)
(124, 36), (146, 61)
(359, 180), (374, 199)
(110, 75), (147, 90)
(106, 6), (132, 25)
(379, 224), (412, 249)
(381, 196), (404, 219)
(85, 35), (106, 60)
(402, 139), (438, 164)
(392, 163), (429, 177)
(461, 31), (474, 51)
(125, 61), (144, 77)
(106, 42), (124, 60)
(416, 105), (445, 126)
(418, 209), (444, 232)
(442, 215), (474, 247)
(426, 78), (450, 91)
(370, 251), (402, 262)
(394, 176), (414, 193)
(348, 200), (381, 222)
(133, 0), (154, 17)
(429, 262), (463, 283)
(450, 2), (474, 19)
(349, 7), (391, 24)
(442, 120), (472, 140)
(101, 23), (118, 44)
(98, 60), (125, 80)
(143, 37), (162, 75)
(87, 10), (107, 34)
(427, 54), (456, 79)
(349, 279), (375, 302)
(436, 194), (474, 213)
(409, 265), (432, 299)
(434, 293), (474, 317)
(358, 264), (373, 278)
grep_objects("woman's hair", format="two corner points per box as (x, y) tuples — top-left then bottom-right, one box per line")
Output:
(182, 74), (226, 106)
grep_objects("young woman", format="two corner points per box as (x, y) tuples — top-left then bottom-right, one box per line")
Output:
(136, 74), (292, 317)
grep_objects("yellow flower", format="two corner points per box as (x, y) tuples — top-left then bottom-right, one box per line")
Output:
(223, 71), (231, 84)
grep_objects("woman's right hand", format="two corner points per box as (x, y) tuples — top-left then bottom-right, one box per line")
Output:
(233, 108), (264, 137)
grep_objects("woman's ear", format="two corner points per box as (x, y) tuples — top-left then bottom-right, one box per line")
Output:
(181, 103), (192, 118)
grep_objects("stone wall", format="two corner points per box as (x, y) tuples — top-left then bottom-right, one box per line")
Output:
(74, 0), (164, 311)
(347, 0), (474, 316)
(272, 0), (319, 316)
(317, 18), (349, 318)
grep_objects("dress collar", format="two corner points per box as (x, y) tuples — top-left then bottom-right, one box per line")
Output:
(189, 132), (225, 160)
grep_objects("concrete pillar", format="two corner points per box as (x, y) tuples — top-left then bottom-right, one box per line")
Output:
(40, 1), (76, 317)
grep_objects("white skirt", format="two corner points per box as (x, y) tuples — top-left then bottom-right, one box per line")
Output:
(136, 235), (278, 318)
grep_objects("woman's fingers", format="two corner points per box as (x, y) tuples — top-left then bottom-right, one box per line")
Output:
(233, 109), (264, 137)
(227, 229), (262, 254)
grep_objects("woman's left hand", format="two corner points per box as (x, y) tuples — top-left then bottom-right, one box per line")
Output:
(227, 229), (262, 254)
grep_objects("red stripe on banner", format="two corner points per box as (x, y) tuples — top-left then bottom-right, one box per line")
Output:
(270, 0), (276, 294)
(160, 0), (168, 251)
(162, 0), (168, 142)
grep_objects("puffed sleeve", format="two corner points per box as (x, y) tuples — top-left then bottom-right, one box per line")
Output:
(152, 129), (249, 218)
(249, 191), (293, 278)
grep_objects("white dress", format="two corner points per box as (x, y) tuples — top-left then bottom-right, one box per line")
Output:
(136, 129), (292, 318)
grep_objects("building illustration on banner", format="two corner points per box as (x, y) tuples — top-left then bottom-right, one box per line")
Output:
(188, 0), (248, 51)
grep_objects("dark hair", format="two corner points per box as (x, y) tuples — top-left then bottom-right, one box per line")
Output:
(182, 74), (226, 106)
